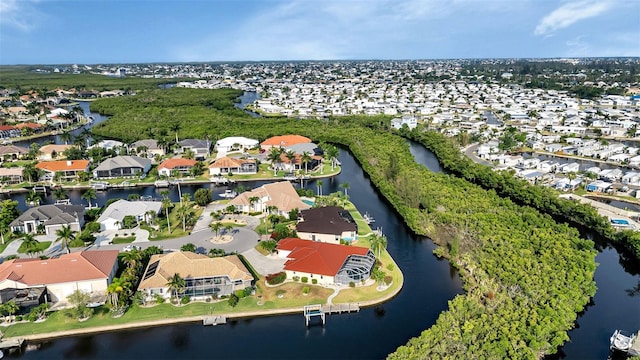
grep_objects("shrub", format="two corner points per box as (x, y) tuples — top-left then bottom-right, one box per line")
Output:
(311, 279), (318, 285)
(15, 315), (23, 322)
(181, 296), (190, 305)
(235, 290), (246, 298)
(386, 263), (395, 271)
(153, 293), (165, 304)
(243, 287), (253, 297)
(302, 287), (310, 295)
(349, 281), (356, 288)
(292, 276), (300, 282)
(301, 277), (308, 283)
(265, 272), (286, 285)
(205, 297), (212, 303)
(384, 275), (393, 285)
(276, 289), (285, 297)
(228, 293), (239, 307)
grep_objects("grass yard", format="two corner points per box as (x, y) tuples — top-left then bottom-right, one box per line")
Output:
(17, 241), (52, 254)
(111, 236), (136, 244)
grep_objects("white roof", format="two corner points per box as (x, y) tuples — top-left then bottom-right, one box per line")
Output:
(215, 137), (259, 148)
(97, 200), (162, 223)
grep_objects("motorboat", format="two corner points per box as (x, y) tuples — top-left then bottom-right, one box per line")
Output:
(363, 212), (375, 224)
(219, 189), (237, 198)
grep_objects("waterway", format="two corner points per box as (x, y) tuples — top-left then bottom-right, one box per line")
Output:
(8, 145), (464, 359)
(6, 101), (639, 358)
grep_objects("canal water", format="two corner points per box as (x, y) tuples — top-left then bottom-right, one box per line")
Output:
(8, 146), (464, 359)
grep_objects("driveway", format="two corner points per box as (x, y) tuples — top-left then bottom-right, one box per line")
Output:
(241, 248), (286, 276)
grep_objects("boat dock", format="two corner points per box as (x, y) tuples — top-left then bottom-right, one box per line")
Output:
(0, 337), (24, 351)
(610, 329), (640, 356)
(304, 303), (360, 326)
(202, 315), (227, 326)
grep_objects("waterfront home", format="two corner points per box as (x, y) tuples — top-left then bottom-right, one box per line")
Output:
(275, 238), (375, 286)
(296, 206), (358, 244)
(208, 156), (257, 176)
(38, 144), (74, 160)
(586, 180), (613, 192)
(0, 125), (21, 139)
(93, 155), (151, 178)
(10, 204), (85, 235)
(558, 162), (580, 173)
(35, 159), (90, 182)
(0, 250), (119, 309)
(229, 181), (310, 215)
(598, 168), (623, 182)
(214, 136), (259, 154)
(0, 145), (29, 160)
(130, 139), (165, 158)
(96, 199), (162, 231)
(260, 135), (311, 151)
(89, 139), (125, 152)
(0, 167), (24, 184)
(137, 252), (253, 301)
(157, 158), (197, 177)
(178, 139), (210, 160)
(622, 172), (640, 185)
(391, 116), (418, 130)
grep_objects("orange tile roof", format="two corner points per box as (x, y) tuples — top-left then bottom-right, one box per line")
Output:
(39, 144), (74, 154)
(0, 250), (118, 285)
(276, 238), (371, 276)
(260, 135), (311, 147)
(15, 123), (42, 129)
(158, 158), (197, 170)
(36, 160), (90, 172)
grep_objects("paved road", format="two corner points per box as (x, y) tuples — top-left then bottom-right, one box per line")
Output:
(462, 143), (493, 167)
(560, 193), (640, 230)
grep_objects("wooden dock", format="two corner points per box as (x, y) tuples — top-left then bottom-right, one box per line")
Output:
(322, 303), (360, 314)
(202, 315), (227, 326)
(0, 337), (24, 350)
(303, 304), (325, 326)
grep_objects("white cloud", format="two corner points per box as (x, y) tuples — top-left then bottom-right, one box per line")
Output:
(534, 0), (613, 36)
(0, 0), (42, 32)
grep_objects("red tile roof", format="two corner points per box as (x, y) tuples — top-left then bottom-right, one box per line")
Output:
(208, 156), (254, 168)
(276, 238), (370, 276)
(15, 123), (42, 129)
(260, 135), (311, 147)
(36, 160), (90, 172)
(0, 250), (118, 285)
(158, 158), (197, 170)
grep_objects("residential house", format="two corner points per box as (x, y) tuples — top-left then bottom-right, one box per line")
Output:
(96, 199), (162, 231)
(214, 136), (259, 154)
(90, 140), (125, 152)
(38, 144), (74, 161)
(586, 180), (613, 192)
(0, 145), (29, 160)
(260, 135), (311, 151)
(130, 139), (165, 159)
(157, 158), (197, 177)
(296, 206), (358, 244)
(178, 139), (210, 160)
(275, 238), (375, 285)
(391, 116), (418, 130)
(0, 250), (118, 309)
(137, 252), (253, 301)
(0, 126), (20, 139)
(0, 167), (24, 184)
(229, 181), (310, 215)
(10, 204), (85, 235)
(36, 160), (90, 182)
(93, 156), (151, 178)
(208, 156), (257, 176)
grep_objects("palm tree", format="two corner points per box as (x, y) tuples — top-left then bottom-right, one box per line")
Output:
(249, 196), (260, 212)
(166, 273), (185, 302)
(224, 223), (234, 235)
(121, 248), (143, 271)
(301, 151), (312, 173)
(81, 188), (97, 208)
(60, 131), (72, 145)
(267, 147), (283, 175)
(55, 225), (75, 254)
(106, 277), (129, 312)
(340, 182), (350, 196)
(285, 150), (296, 171)
(161, 193), (172, 233)
(316, 180), (323, 196)
(210, 222), (222, 237)
(370, 234), (388, 259)
(325, 145), (339, 171)
(25, 191), (41, 207)
(183, 149), (195, 160)
(3, 301), (18, 322)
(53, 187), (68, 200)
(22, 234), (40, 258)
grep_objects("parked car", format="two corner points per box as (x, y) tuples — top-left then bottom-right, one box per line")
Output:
(123, 245), (142, 252)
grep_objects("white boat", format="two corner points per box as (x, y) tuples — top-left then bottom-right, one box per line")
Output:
(283, 173), (297, 181)
(154, 180), (169, 188)
(610, 329), (640, 356)
(363, 212), (375, 224)
(90, 182), (109, 190)
(219, 189), (237, 198)
(55, 199), (71, 205)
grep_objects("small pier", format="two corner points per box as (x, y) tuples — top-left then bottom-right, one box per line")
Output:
(202, 315), (227, 326)
(610, 329), (640, 356)
(0, 337), (24, 351)
(32, 186), (48, 194)
(303, 304), (325, 326)
(322, 303), (360, 314)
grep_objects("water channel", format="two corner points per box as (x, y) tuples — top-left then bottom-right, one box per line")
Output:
(5, 95), (639, 359)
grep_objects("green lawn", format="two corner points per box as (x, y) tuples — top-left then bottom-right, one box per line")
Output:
(147, 207), (204, 241)
(111, 236), (136, 244)
(17, 241), (51, 254)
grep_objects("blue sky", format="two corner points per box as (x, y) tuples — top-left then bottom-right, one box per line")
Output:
(1, 0), (638, 65)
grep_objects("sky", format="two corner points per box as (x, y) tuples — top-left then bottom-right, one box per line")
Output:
(0, 0), (639, 65)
